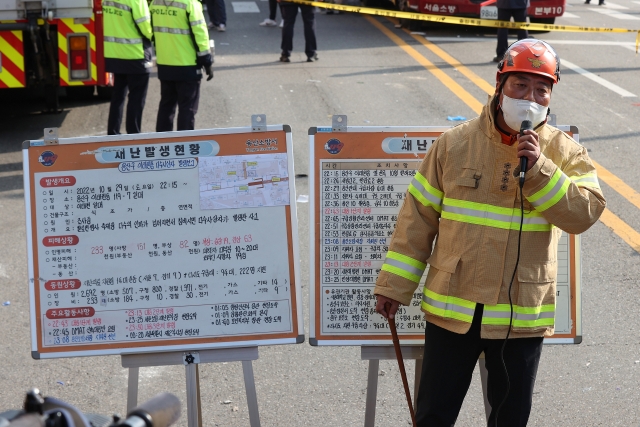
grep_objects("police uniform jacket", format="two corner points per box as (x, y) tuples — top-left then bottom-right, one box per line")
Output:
(373, 97), (606, 339)
(150, 0), (210, 81)
(103, 0), (154, 74)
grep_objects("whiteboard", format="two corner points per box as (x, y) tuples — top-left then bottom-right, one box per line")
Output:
(309, 125), (582, 346)
(24, 125), (304, 358)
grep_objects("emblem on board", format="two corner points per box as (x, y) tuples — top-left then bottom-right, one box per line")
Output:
(38, 151), (58, 166)
(528, 57), (546, 68)
(324, 138), (344, 155)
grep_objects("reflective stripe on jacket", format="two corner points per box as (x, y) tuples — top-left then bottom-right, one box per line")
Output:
(150, 0), (210, 79)
(103, 0), (153, 73)
(373, 98), (606, 339)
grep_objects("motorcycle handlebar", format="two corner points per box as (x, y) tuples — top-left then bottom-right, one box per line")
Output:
(119, 393), (181, 427)
(2, 391), (181, 427)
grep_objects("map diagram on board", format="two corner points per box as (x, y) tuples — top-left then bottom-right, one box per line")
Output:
(198, 154), (290, 209)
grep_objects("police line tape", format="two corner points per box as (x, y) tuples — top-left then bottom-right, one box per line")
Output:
(285, 0), (640, 53)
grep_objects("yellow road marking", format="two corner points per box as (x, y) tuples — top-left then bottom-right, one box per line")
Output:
(592, 160), (640, 211)
(364, 15), (484, 115)
(599, 209), (640, 252)
(400, 25), (495, 96)
(367, 16), (640, 252)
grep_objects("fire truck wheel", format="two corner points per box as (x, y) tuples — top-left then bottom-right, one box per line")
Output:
(66, 86), (96, 100)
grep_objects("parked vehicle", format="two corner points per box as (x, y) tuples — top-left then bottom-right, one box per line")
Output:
(403, 0), (564, 25)
(0, 0), (111, 112)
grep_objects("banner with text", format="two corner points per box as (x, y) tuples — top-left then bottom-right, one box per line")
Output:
(24, 125), (303, 358)
(309, 125), (582, 346)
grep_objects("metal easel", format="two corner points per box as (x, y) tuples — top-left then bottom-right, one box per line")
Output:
(361, 345), (423, 427)
(361, 346), (492, 426)
(121, 347), (262, 427)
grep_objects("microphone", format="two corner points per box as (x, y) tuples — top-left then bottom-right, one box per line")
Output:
(519, 120), (533, 187)
(117, 393), (181, 427)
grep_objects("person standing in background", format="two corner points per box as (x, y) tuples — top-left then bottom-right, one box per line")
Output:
(205, 0), (227, 31)
(279, 1), (318, 63)
(493, 0), (529, 62)
(259, 0), (282, 27)
(103, 0), (153, 135)
(150, 0), (213, 131)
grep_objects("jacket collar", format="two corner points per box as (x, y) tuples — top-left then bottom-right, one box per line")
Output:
(479, 95), (502, 142)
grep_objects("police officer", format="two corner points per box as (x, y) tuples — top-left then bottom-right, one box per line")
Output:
(150, 0), (213, 132)
(103, 0), (153, 135)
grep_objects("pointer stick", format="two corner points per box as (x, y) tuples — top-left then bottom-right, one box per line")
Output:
(386, 302), (417, 427)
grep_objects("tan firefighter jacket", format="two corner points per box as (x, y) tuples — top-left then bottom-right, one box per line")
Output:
(373, 98), (606, 339)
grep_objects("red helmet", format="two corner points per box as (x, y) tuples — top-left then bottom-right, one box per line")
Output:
(496, 38), (560, 84)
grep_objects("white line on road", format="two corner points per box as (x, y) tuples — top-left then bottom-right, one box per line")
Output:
(590, 7), (640, 19)
(0, 170), (22, 178)
(232, 1), (260, 12)
(561, 11), (580, 17)
(561, 59), (637, 97)
(596, 1), (629, 9)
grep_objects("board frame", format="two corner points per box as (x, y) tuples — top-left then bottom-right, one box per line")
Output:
(24, 124), (305, 358)
(309, 125), (582, 346)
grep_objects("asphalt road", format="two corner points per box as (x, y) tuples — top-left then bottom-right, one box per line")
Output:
(1, 1), (640, 425)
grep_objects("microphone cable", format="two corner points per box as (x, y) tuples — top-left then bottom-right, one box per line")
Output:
(493, 165), (526, 427)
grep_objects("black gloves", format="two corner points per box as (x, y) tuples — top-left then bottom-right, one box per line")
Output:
(196, 53), (213, 81)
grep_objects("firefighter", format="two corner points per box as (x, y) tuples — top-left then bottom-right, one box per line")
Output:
(150, 0), (213, 132)
(374, 39), (605, 427)
(103, 0), (154, 135)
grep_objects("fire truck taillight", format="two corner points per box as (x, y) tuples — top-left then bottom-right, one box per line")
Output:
(68, 35), (90, 80)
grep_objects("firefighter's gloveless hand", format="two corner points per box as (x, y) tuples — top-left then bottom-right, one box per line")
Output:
(517, 128), (540, 171)
(375, 295), (401, 319)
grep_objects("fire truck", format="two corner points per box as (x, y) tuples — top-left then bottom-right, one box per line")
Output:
(404, 0), (565, 25)
(0, 0), (109, 111)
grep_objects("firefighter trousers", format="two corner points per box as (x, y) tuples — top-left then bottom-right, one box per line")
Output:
(156, 80), (201, 132)
(107, 73), (150, 135)
(415, 304), (543, 427)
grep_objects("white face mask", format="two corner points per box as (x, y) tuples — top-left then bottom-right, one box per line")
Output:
(500, 93), (548, 132)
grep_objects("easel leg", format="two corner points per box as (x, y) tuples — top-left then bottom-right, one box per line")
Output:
(478, 355), (491, 422)
(364, 359), (379, 427)
(196, 365), (202, 427)
(414, 358), (422, 410)
(126, 367), (139, 413)
(185, 363), (202, 427)
(242, 360), (261, 427)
